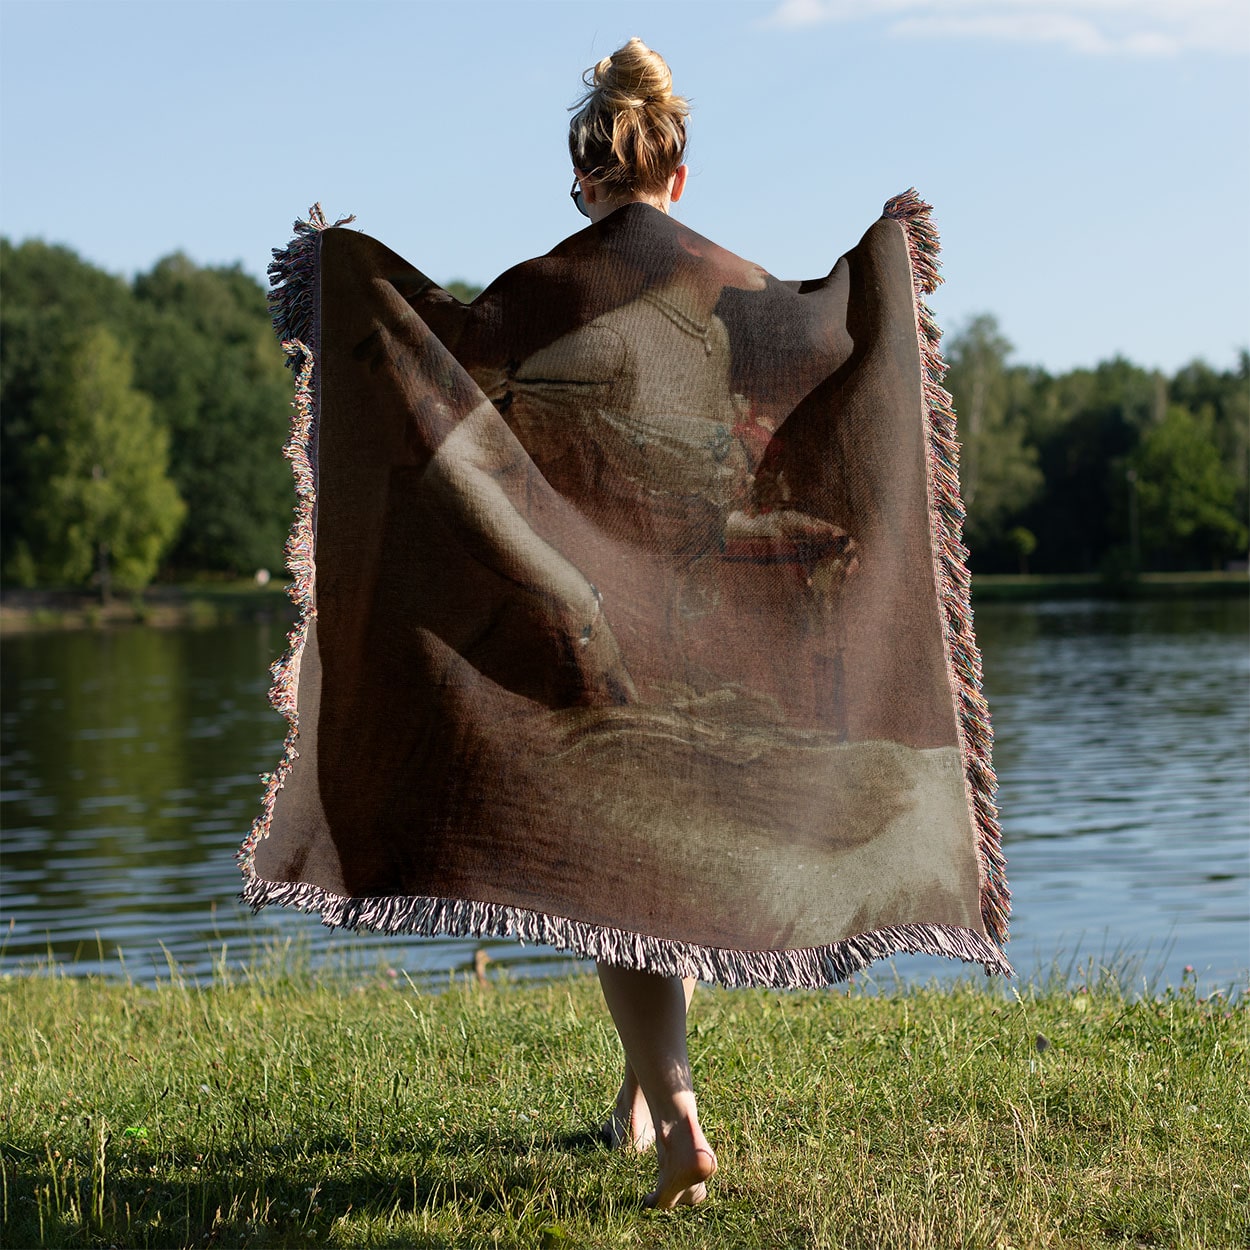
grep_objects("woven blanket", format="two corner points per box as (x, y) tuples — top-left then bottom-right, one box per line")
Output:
(239, 192), (1011, 987)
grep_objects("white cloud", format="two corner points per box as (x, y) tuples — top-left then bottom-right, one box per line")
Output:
(767, 0), (1250, 57)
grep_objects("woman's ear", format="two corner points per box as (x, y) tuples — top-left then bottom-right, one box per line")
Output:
(574, 168), (597, 206)
(669, 165), (688, 204)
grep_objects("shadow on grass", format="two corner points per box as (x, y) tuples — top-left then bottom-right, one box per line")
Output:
(5, 1123), (633, 1249)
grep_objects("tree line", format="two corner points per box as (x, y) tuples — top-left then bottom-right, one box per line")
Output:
(1, 238), (1245, 595)
(2, 239), (295, 594)
(945, 316), (1247, 575)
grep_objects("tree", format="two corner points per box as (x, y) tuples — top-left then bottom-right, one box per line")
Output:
(1019, 357), (1160, 573)
(445, 280), (483, 303)
(4, 234), (1243, 584)
(131, 255), (294, 574)
(19, 327), (185, 596)
(1131, 405), (1247, 569)
(1169, 353), (1250, 539)
(1, 239), (138, 578)
(943, 315), (1043, 559)
(1007, 526), (1037, 575)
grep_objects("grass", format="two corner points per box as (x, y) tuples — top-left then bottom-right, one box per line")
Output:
(1, 960), (1246, 1249)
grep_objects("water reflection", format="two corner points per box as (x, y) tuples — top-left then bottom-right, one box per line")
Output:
(2, 598), (1246, 990)
(968, 597), (1249, 991)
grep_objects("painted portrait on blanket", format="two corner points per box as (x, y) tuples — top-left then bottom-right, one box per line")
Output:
(243, 193), (1009, 978)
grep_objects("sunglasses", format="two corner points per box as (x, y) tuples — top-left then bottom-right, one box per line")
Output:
(570, 177), (590, 219)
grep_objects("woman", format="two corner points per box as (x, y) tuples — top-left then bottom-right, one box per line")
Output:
(565, 37), (722, 1210)
(553, 33), (855, 1210)
(245, 32), (1010, 1220)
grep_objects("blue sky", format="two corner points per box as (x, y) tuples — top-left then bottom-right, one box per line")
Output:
(2, 0), (1247, 374)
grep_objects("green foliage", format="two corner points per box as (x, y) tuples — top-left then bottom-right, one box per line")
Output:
(17, 327), (185, 595)
(1, 969), (1244, 1248)
(1, 236), (1244, 584)
(1027, 368), (1145, 573)
(131, 255), (293, 574)
(0, 240), (139, 579)
(943, 317), (1249, 574)
(445, 278), (484, 303)
(1132, 405), (1247, 567)
(1006, 526), (1037, 574)
(0, 237), (134, 332)
(944, 315), (1043, 551)
(1, 239), (294, 583)
(1169, 351), (1250, 533)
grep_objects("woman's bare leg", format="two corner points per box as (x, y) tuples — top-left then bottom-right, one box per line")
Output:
(602, 977), (696, 1152)
(596, 964), (716, 1208)
(603, 1058), (654, 1151)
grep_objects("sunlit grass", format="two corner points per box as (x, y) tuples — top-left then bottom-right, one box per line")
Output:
(2, 957), (1245, 1248)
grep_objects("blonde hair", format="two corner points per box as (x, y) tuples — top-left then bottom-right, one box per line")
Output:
(568, 38), (689, 196)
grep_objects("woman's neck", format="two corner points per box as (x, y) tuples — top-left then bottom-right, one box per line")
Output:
(586, 192), (670, 224)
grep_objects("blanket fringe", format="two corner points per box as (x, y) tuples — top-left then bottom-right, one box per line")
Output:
(883, 189), (1011, 949)
(240, 873), (1013, 988)
(238, 205), (346, 874)
(266, 203), (355, 362)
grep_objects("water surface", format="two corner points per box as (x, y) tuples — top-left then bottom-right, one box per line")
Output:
(2, 598), (1246, 991)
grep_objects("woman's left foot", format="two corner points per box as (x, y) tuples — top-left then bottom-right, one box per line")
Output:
(601, 1076), (655, 1151)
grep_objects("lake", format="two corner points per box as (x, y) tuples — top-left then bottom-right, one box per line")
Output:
(2, 597), (1246, 993)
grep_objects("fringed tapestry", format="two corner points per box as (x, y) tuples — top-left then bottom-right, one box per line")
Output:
(238, 192), (1012, 987)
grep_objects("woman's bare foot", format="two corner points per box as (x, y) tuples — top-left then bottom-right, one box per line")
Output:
(602, 1070), (655, 1151)
(645, 1116), (717, 1209)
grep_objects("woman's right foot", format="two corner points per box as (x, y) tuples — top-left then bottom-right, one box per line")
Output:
(645, 1117), (717, 1209)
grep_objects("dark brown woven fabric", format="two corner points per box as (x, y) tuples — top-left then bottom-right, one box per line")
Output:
(240, 195), (1011, 986)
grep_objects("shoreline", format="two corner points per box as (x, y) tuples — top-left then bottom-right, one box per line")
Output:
(0, 582), (295, 634)
(1, 571), (1245, 634)
(970, 569), (1249, 601)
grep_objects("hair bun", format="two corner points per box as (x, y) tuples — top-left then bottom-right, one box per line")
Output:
(569, 38), (688, 195)
(594, 36), (673, 109)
